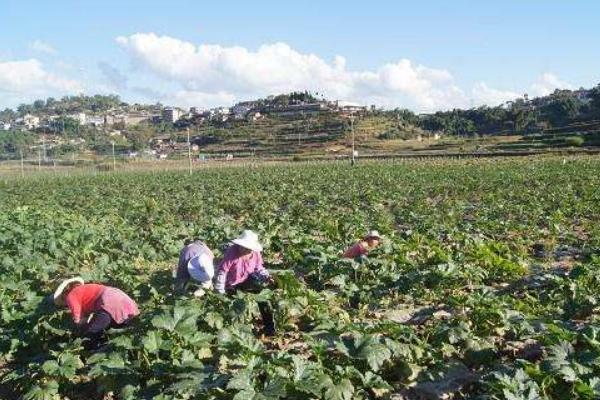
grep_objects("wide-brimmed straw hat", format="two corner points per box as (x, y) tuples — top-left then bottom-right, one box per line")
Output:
(366, 230), (382, 240)
(53, 277), (84, 305)
(232, 230), (263, 252)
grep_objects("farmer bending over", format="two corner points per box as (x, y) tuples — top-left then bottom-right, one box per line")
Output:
(53, 278), (139, 349)
(175, 239), (215, 297)
(343, 230), (382, 259)
(214, 230), (276, 336)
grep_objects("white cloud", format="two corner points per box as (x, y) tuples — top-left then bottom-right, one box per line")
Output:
(530, 72), (574, 97)
(116, 33), (470, 111)
(168, 90), (236, 108)
(0, 59), (82, 105)
(471, 83), (521, 107)
(115, 33), (583, 111)
(29, 40), (57, 55)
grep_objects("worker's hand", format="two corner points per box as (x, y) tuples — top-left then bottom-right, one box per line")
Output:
(73, 319), (87, 336)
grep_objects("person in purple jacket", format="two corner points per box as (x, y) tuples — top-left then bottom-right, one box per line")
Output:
(175, 239), (215, 297)
(214, 230), (276, 336)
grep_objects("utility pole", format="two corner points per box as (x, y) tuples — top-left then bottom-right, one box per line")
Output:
(112, 142), (116, 170)
(42, 134), (47, 161)
(298, 111), (303, 147)
(20, 150), (24, 178)
(350, 115), (355, 166)
(187, 127), (192, 175)
(38, 148), (41, 171)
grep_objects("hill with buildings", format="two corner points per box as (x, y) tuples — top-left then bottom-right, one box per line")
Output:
(1, 85), (600, 161)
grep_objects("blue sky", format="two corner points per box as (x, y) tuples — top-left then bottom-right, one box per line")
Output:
(1, 0), (599, 111)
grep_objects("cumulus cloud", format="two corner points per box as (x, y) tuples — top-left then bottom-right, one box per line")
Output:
(29, 40), (57, 55)
(168, 90), (237, 108)
(116, 33), (470, 111)
(471, 83), (521, 107)
(0, 59), (82, 105)
(530, 72), (574, 97)
(115, 33), (581, 111)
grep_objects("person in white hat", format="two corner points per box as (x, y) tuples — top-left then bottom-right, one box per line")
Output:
(214, 230), (276, 335)
(53, 277), (139, 349)
(343, 230), (382, 259)
(174, 239), (215, 297)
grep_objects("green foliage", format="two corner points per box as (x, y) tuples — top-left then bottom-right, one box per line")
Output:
(0, 157), (599, 399)
(19, 94), (123, 116)
(565, 136), (585, 146)
(0, 131), (36, 159)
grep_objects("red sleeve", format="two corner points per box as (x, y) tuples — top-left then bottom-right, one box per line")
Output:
(65, 292), (82, 323)
(343, 242), (367, 258)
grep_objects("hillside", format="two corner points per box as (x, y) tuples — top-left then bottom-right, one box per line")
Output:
(1, 85), (600, 161)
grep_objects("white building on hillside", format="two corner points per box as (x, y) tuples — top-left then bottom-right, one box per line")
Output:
(69, 112), (86, 124)
(162, 107), (184, 123)
(190, 107), (206, 115)
(86, 116), (105, 127)
(22, 114), (40, 129)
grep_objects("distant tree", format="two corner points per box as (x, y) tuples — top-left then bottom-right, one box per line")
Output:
(514, 108), (540, 133)
(589, 85), (600, 117)
(46, 97), (57, 108)
(17, 104), (34, 115)
(451, 116), (477, 137)
(52, 116), (80, 136)
(33, 99), (45, 111)
(0, 108), (17, 122)
(540, 93), (580, 127)
(125, 125), (155, 150)
(394, 108), (418, 126)
(0, 131), (36, 159)
(420, 114), (447, 132)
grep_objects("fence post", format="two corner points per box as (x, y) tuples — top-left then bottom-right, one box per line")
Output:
(187, 127), (192, 175)
(112, 142), (116, 171)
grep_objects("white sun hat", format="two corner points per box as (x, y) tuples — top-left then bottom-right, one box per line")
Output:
(53, 277), (84, 305)
(366, 230), (382, 239)
(231, 230), (263, 252)
(187, 252), (214, 283)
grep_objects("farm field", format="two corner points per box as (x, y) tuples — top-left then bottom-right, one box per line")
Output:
(1, 156), (600, 399)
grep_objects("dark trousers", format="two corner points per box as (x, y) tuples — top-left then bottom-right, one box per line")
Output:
(82, 310), (133, 350)
(85, 310), (115, 335)
(227, 278), (275, 334)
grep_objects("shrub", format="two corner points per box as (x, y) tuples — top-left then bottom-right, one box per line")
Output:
(565, 136), (584, 147)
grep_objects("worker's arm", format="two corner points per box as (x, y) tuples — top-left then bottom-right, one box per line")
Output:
(65, 295), (83, 325)
(251, 252), (273, 284)
(214, 260), (231, 294)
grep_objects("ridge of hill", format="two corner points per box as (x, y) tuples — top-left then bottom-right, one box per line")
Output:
(1, 85), (600, 160)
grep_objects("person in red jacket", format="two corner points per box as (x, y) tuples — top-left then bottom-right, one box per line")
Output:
(53, 278), (139, 348)
(343, 230), (382, 259)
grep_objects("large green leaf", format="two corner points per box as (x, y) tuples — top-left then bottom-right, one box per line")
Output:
(323, 378), (354, 400)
